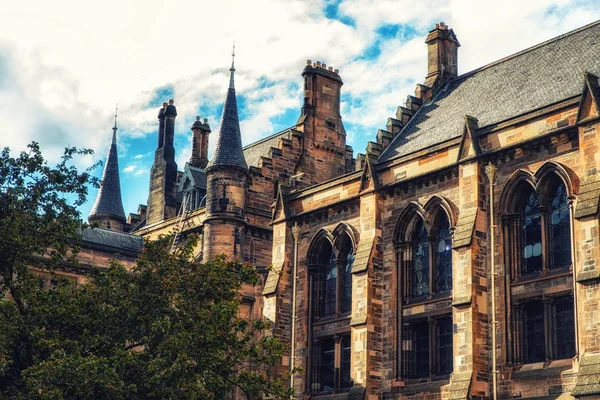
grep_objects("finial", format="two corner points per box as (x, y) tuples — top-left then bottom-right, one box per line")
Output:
(112, 103), (118, 144)
(229, 42), (236, 89)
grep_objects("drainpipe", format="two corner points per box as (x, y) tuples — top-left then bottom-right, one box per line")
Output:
(568, 198), (580, 362)
(485, 163), (498, 400)
(290, 223), (300, 398)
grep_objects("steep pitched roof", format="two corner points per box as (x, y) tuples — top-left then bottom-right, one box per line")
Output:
(81, 228), (143, 254)
(242, 129), (293, 168)
(89, 121), (126, 222)
(379, 20), (600, 163)
(206, 58), (248, 171)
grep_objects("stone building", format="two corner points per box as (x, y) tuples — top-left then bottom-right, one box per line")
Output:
(87, 20), (600, 399)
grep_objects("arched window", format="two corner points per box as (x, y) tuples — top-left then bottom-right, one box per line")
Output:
(412, 219), (429, 299)
(308, 229), (355, 394)
(501, 170), (576, 366)
(549, 183), (571, 270)
(521, 191), (542, 276)
(396, 203), (454, 382)
(435, 218), (452, 294)
(323, 252), (337, 317)
(341, 249), (354, 314)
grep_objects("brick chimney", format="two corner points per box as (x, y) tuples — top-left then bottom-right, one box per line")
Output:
(423, 22), (460, 93)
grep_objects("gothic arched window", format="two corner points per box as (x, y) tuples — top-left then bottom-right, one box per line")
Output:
(435, 218), (452, 294)
(501, 169), (575, 367)
(521, 191), (542, 276)
(308, 229), (355, 395)
(412, 219), (430, 299)
(549, 183), (571, 270)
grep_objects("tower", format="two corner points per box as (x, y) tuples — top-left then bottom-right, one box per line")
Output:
(146, 99), (179, 225)
(296, 60), (351, 183)
(202, 48), (248, 261)
(88, 107), (126, 232)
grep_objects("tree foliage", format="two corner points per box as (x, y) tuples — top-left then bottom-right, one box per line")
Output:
(0, 143), (290, 399)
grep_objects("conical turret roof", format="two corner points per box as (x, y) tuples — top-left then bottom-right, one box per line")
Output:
(206, 51), (248, 171)
(89, 112), (126, 223)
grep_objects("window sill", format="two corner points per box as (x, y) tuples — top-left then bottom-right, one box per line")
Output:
(512, 359), (573, 379)
(404, 294), (452, 307)
(311, 386), (364, 400)
(312, 313), (351, 327)
(398, 376), (450, 393)
(512, 267), (572, 285)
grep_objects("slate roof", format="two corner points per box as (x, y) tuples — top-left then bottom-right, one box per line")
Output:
(379, 20), (600, 163)
(206, 64), (248, 171)
(81, 228), (143, 253)
(242, 129), (292, 168)
(89, 127), (126, 221)
(179, 163), (207, 189)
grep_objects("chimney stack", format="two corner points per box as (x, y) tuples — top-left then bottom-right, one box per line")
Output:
(190, 116), (211, 168)
(423, 22), (460, 92)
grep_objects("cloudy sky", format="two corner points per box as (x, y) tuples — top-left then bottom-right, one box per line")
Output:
(1, 0), (598, 219)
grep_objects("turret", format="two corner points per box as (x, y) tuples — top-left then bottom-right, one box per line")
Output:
(146, 99), (179, 225)
(190, 116), (211, 168)
(203, 48), (248, 261)
(295, 60), (351, 183)
(88, 108), (126, 231)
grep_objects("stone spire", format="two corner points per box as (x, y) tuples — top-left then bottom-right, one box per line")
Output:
(88, 106), (126, 231)
(206, 45), (247, 171)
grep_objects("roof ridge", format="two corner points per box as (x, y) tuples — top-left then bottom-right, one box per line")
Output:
(87, 227), (142, 239)
(243, 126), (298, 150)
(456, 19), (600, 80)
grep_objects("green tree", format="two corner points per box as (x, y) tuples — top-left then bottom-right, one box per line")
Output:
(0, 143), (290, 399)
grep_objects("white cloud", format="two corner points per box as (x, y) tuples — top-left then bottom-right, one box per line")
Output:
(1, 0), (598, 216)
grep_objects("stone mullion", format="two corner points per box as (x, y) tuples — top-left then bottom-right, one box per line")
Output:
(306, 266), (317, 393)
(428, 236), (435, 299)
(543, 297), (552, 362)
(428, 317), (435, 377)
(539, 206), (549, 275)
(513, 305), (523, 365)
(333, 335), (342, 389)
(396, 249), (403, 379)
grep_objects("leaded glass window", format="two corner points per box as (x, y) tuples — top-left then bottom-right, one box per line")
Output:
(341, 251), (354, 313)
(413, 321), (430, 378)
(549, 184), (571, 270)
(340, 335), (352, 389)
(435, 219), (452, 294)
(523, 302), (545, 363)
(324, 252), (337, 316)
(437, 317), (453, 375)
(412, 220), (430, 299)
(522, 192), (542, 276)
(318, 339), (335, 392)
(553, 296), (575, 360)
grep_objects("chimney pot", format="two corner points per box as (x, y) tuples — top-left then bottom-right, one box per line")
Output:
(328, 67), (333, 71)
(204, 118), (208, 123)
(322, 63), (326, 69)
(334, 69), (339, 74)
(196, 116), (200, 121)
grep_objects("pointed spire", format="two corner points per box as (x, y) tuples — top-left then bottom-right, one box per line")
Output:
(229, 43), (236, 89)
(206, 48), (248, 171)
(88, 107), (126, 227)
(112, 104), (118, 144)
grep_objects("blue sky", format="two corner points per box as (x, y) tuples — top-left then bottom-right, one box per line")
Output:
(0, 0), (598, 220)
